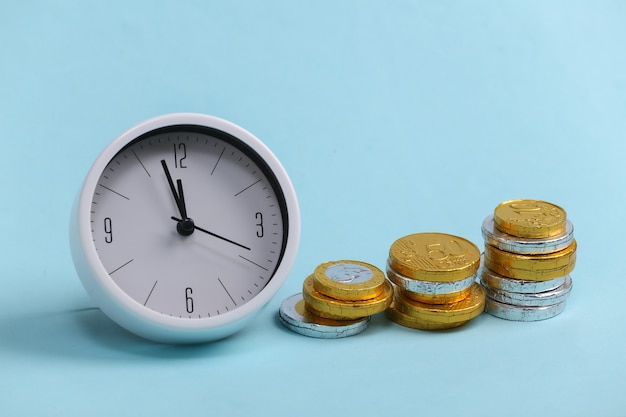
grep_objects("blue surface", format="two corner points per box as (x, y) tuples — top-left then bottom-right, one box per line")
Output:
(1, 1), (625, 416)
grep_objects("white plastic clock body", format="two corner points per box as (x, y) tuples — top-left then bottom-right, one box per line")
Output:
(70, 113), (300, 343)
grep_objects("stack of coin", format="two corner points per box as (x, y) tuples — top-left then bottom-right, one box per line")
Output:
(385, 232), (485, 330)
(480, 199), (576, 321)
(279, 260), (393, 338)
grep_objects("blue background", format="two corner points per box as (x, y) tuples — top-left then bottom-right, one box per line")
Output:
(1, 1), (625, 416)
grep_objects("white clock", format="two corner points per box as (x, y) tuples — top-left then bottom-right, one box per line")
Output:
(70, 113), (300, 343)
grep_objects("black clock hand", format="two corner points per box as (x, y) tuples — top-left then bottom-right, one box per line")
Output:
(161, 160), (194, 236)
(176, 179), (188, 219)
(170, 216), (251, 250)
(161, 160), (187, 217)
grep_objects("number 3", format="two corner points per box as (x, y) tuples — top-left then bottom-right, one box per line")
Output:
(255, 212), (264, 238)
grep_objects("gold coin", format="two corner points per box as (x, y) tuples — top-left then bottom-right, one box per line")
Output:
(399, 287), (472, 305)
(386, 264), (475, 303)
(391, 283), (485, 327)
(493, 199), (567, 238)
(290, 296), (366, 327)
(385, 304), (469, 330)
(312, 260), (386, 301)
(388, 232), (481, 282)
(302, 275), (393, 320)
(483, 241), (576, 281)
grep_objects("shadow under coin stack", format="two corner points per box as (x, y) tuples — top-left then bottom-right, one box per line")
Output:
(480, 199), (576, 321)
(279, 260), (393, 338)
(385, 233), (485, 330)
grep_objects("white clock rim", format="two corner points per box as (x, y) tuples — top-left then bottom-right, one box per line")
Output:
(70, 113), (300, 342)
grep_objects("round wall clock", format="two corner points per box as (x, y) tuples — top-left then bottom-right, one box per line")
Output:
(70, 113), (300, 343)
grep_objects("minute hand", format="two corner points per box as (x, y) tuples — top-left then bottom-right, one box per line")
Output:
(170, 216), (251, 251)
(160, 160), (187, 219)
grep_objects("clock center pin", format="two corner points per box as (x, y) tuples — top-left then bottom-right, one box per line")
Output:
(177, 218), (195, 236)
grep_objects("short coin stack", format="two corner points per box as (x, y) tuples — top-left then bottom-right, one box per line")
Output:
(385, 233), (485, 330)
(279, 260), (393, 338)
(480, 199), (576, 321)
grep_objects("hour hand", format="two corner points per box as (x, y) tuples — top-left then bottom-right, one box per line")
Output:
(176, 179), (188, 219)
(161, 160), (194, 236)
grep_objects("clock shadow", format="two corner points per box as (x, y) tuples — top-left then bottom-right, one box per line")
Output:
(0, 306), (247, 362)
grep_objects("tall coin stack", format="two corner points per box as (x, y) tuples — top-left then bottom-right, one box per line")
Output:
(480, 199), (576, 321)
(385, 233), (485, 330)
(279, 260), (393, 338)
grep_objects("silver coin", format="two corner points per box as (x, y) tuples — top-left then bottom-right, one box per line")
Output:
(483, 275), (572, 307)
(485, 297), (567, 321)
(386, 261), (476, 295)
(479, 261), (567, 294)
(278, 293), (370, 338)
(482, 214), (574, 254)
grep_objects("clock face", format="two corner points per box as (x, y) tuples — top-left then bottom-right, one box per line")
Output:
(89, 125), (289, 319)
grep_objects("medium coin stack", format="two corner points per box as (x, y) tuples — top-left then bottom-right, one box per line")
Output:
(480, 199), (576, 321)
(385, 232), (485, 330)
(279, 260), (393, 338)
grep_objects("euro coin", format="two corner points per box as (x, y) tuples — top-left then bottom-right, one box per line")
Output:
(386, 261), (476, 295)
(493, 199), (567, 238)
(279, 293), (370, 338)
(482, 214), (574, 254)
(483, 241), (576, 281)
(399, 287), (473, 304)
(485, 297), (567, 321)
(389, 283), (485, 329)
(388, 232), (480, 282)
(302, 275), (393, 320)
(313, 260), (386, 301)
(483, 275), (572, 307)
(385, 302), (469, 330)
(479, 262), (567, 294)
